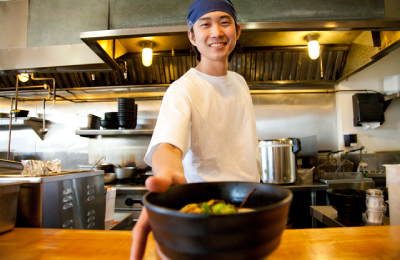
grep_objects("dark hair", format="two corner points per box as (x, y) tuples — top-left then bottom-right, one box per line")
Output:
(189, 23), (241, 63)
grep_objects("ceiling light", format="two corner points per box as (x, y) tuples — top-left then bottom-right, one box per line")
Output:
(18, 73), (29, 82)
(142, 42), (153, 67)
(91, 73), (95, 81)
(306, 34), (320, 60)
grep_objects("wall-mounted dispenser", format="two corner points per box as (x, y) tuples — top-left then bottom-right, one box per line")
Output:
(352, 93), (388, 127)
(344, 134), (357, 147)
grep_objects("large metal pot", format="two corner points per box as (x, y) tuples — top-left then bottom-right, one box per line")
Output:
(259, 138), (301, 184)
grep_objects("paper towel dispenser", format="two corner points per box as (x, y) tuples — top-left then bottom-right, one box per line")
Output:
(352, 93), (386, 127)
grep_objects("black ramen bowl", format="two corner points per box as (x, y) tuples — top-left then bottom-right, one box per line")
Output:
(142, 182), (292, 260)
(327, 188), (367, 221)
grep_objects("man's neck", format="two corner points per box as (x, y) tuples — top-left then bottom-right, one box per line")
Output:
(195, 59), (229, 76)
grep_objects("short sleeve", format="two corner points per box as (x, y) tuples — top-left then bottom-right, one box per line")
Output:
(144, 87), (192, 166)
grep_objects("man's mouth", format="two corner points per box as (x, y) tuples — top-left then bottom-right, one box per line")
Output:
(209, 43), (226, 47)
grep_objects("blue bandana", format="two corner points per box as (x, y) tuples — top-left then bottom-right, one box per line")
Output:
(187, 0), (237, 30)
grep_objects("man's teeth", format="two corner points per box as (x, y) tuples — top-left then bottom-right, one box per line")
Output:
(210, 43), (225, 47)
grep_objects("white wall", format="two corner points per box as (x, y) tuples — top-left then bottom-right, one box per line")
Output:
(336, 47), (400, 153)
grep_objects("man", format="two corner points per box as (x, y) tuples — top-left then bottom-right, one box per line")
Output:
(131, 1), (261, 259)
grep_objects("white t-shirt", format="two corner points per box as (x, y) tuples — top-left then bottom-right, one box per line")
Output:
(144, 68), (261, 183)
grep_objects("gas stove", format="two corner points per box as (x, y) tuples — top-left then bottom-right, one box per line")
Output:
(108, 171), (152, 189)
(109, 172), (152, 223)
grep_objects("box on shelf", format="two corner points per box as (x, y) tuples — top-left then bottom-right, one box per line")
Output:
(383, 74), (400, 95)
(105, 188), (116, 221)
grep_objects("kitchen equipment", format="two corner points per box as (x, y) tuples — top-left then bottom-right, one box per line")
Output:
(0, 182), (22, 233)
(297, 167), (315, 184)
(319, 150), (342, 173)
(143, 182), (292, 260)
(0, 171), (105, 229)
(259, 138), (301, 184)
(78, 164), (112, 172)
(366, 189), (384, 224)
(90, 156), (106, 170)
(39, 99), (48, 134)
(115, 167), (135, 179)
(104, 173), (116, 184)
(0, 159), (23, 174)
(327, 188), (367, 221)
(77, 114), (100, 129)
(384, 164), (400, 225)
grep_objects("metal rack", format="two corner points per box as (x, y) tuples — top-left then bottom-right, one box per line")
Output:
(384, 91), (400, 101)
(75, 129), (153, 137)
(0, 117), (49, 140)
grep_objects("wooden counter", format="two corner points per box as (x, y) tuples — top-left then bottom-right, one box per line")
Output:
(1, 226), (399, 260)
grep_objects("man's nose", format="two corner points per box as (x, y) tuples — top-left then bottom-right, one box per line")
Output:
(210, 25), (223, 37)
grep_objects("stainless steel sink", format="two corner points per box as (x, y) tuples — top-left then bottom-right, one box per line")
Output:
(319, 172), (375, 190)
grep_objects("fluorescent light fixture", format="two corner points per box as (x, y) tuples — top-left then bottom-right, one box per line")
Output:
(306, 34), (320, 60)
(142, 42), (153, 67)
(18, 73), (29, 82)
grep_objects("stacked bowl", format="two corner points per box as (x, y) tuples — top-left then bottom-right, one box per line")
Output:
(117, 98), (137, 129)
(100, 112), (119, 129)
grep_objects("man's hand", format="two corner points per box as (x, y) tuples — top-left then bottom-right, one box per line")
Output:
(130, 143), (187, 260)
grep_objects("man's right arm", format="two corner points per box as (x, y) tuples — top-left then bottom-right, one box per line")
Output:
(146, 142), (187, 192)
(131, 143), (187, 260)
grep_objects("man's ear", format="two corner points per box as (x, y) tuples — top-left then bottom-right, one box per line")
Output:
(236, 24), (241, 40)
(188, 30), (196, 46)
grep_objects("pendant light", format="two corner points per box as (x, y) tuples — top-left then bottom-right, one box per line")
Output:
(306, 34), (320, 60)
(17, 73), (29, 82)
(142, 42), (153, 67)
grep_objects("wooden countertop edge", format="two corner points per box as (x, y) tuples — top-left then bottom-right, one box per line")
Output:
(1, 225), (399, 260)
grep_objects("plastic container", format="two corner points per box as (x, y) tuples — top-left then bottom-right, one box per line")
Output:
(297, 167), (314, 184)
(384, 164), (400, 225)
(105, 188), (116, 221)
(77, 114), (100, 129)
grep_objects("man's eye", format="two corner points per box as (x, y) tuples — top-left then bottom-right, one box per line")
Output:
(201, 23), (209, 27)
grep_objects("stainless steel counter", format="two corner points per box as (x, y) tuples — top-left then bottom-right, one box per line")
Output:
(276, 181), (328, 192)
(310, 206), (389, 227)
(0, 170), (106, 230)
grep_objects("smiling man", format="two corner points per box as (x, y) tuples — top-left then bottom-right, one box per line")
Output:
(131, 1), (261, 259)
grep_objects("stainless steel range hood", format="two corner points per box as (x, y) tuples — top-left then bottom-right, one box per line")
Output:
(79, 20), (400, 86)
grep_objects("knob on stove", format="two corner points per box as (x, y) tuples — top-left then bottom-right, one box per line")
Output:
(125, 198), (143, 206)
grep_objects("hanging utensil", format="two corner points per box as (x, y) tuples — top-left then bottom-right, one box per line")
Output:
(90, 156), (106, 170)
(39, 99), (48, 134)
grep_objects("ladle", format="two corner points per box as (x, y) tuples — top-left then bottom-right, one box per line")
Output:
(40, 99), (48, 134)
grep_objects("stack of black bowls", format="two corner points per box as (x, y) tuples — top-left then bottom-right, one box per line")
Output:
(118, 98), (137, 129)
(100, 112), (119, 129)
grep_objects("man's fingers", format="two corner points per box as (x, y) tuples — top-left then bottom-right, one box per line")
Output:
(130, 207), (151, 260)
(145, 176), (172, 193)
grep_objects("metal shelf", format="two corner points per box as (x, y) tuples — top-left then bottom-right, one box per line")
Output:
(0, 117), (47, 140)
(384, 91), (400, 101)
(75, 129), (153, 137)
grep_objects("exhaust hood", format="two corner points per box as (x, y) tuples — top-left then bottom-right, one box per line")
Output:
(78, 20), (400, 86)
